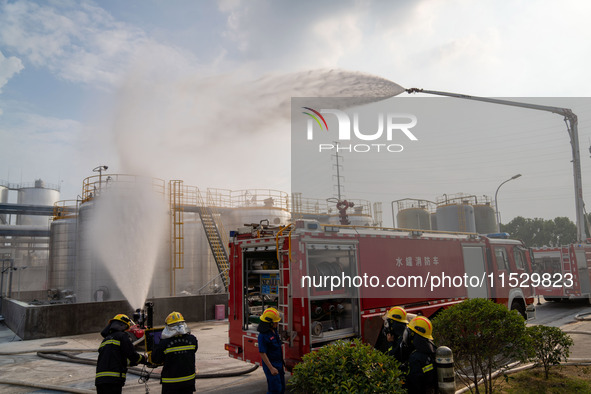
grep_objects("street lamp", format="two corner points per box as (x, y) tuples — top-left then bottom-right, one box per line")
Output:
(495, 174), (522, 231)
(92, 165), (108, 193)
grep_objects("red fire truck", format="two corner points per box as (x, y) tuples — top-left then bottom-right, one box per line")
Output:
(225, 220), (536, 369)
(532, 243), (591, 302)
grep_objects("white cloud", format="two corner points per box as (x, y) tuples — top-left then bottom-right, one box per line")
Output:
(0, 50), (24, 93)
(0, 0), (201, 90)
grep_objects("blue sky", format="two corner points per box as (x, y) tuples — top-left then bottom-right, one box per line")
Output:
(2, 0), (591, 225)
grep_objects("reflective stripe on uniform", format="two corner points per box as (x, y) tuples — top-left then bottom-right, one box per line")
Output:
(99, 339), (120, 348)
(422, 363), (434, 373)
(161, 373), (196, 383)
(163, 345), (196, 354)
(96, 371), (126, 379)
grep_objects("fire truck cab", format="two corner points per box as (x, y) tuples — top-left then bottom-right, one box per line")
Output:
(225, 220), (535, 369)
(533, 243), (591, 302)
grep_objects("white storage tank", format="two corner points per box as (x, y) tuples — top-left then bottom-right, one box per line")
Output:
(430, 213), (438, 230)
(75, 175), (169, 304)
(215, 189), (292, 233)
(327, 200), (373, 226)
(397, 208), (431, 230)
(76, 199), (124, 303)
(0, 182), (8, 224)
(173, 211), (224, 295)
(436, 202), (476, 233)
(17, 179), (60, 225)
(48, 216), (77, 291)
(474, 202), (498, 234)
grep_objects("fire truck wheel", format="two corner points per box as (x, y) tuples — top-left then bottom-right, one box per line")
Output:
(511, 300), (526, 320)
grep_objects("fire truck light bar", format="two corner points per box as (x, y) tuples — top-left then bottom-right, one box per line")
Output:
(486, 232), (509, 239)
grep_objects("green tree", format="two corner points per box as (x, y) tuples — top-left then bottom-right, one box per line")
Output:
(288, 338), (404, 393)
(432, 298), (529, 394)
(502, 216), (577, 247)
(525, 325), (573, 379)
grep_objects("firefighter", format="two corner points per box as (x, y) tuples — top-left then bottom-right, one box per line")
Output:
(151, 311), (198, 394)
(382, 306), (408, 359)
(257, 307), (285, 394)
(95, 314), (147, 394)
(399, 316), (438, 394)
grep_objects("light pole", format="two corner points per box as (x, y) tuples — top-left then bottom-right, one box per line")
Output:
(92, 165), (108, 194)
(495, 174), (522, 231)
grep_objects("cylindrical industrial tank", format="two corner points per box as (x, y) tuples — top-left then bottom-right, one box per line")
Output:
(0, 183), (8, 224)
(220, 191), (291, 231)
(174, 212), (223, 295)
(397, 207), (431, 230)
(224, 206), (291, 233)
(76, 183), (169, 304)
(48, 217), (77, 291)
(17, 179), (60, 225)
(327, 200), (373, 226)
(474, 203), (498, 234)
(347, 206), (373, 226)
(436, 203), (476, 233)
(76, 200), (124, 303)
(11, 180), (60, 296)
(430, 213), (438, 230)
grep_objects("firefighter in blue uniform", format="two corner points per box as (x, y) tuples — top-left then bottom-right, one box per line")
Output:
(257, 307), (285, 394)
(95, 314), (147, 394)
(151, 311), (198, 394)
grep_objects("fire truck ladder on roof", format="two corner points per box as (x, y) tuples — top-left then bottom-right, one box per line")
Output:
(195, 190), (230, 291)
(276, 224), (296, 346)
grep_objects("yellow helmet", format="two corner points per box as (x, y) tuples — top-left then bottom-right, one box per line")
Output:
(110, 314), (133, 329)
(385, 306), (408, 323)
(165, 311), (185, 325)
(260, 307), (281, 323)
(408, 316), (433, 340)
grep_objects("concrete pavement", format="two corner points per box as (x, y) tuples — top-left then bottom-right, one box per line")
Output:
(0, 309), (590, 393)
(0, 320), (276, 393)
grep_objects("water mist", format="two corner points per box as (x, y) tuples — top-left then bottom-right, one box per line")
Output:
(88, 179), (168, 309)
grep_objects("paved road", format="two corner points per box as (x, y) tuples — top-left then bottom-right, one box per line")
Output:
(528, 297), (590, 327)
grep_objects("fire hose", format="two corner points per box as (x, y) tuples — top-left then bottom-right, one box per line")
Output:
(0, 345), (258, 393)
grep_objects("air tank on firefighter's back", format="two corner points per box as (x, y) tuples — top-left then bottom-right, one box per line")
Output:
(436, 201), (476, 233)
(474, 201), (498, 234)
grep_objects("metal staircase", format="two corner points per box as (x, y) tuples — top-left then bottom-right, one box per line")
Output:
(195, 189), (230, 290)
(169, 181), (230, 294)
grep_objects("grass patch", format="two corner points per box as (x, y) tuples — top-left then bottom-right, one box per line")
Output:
(493, 365), (591, 394)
